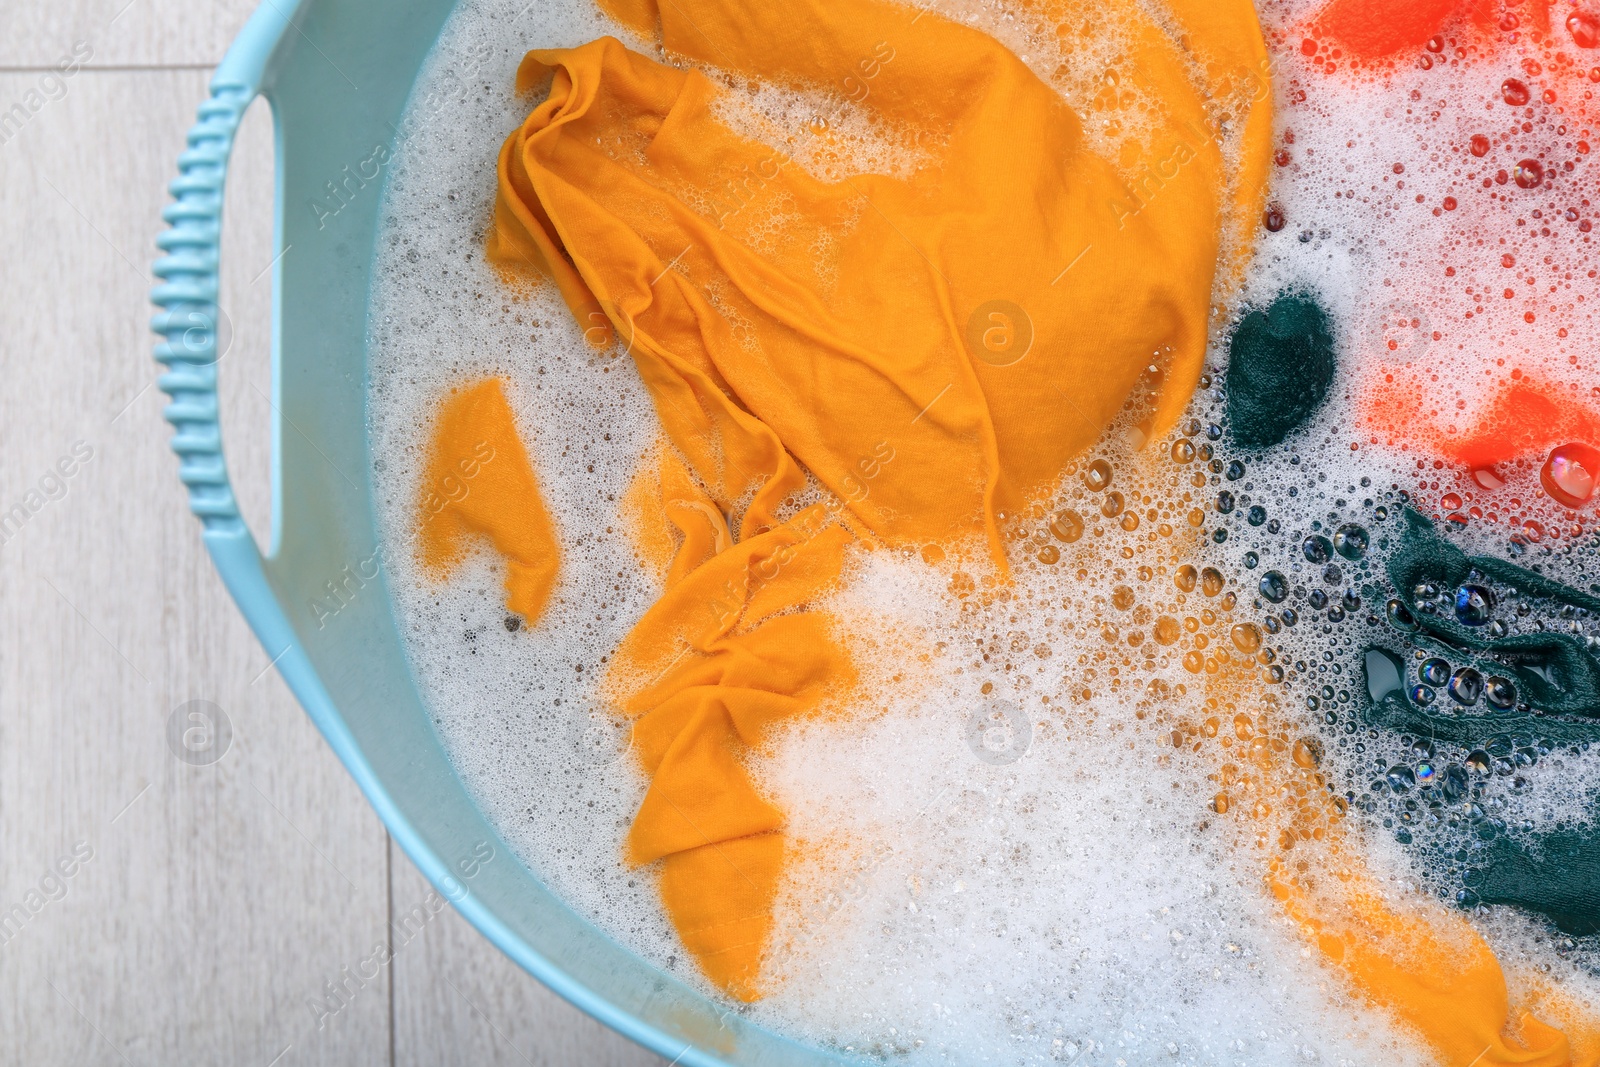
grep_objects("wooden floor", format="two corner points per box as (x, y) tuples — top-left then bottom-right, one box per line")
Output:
(0, 2), (665, 1064)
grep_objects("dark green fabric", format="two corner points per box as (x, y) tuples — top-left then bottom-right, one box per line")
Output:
(1360, 510), (1600, 936)
(1364, 688), (1600, 745)
(1474, 831), (1600, 937)
(1224, 293), (1336, 449)
(1381, 508), (1600, 722)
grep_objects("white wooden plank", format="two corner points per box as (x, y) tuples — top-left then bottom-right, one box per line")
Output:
(0, 68), (390, 1067)
(0, 0), (257, 69)
(389, 844), (667, 1067)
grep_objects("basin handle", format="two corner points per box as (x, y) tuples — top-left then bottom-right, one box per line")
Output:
(151, 0), (302, 544)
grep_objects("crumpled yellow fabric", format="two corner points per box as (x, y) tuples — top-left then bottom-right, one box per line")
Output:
(1202, 656), (1600, 1067)
(418, 377), (561, 624)
(484, 0), (1272, 998)
(1271, 860), (1600, 1067)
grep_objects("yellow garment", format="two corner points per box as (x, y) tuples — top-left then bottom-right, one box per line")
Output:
(418, 377), (561, 624)
(454, 0), (1600, 1050)
(487, 0), (1272, 998)
(1271, 861), (1600, 1067)
(1204, 659), (1600, 1067)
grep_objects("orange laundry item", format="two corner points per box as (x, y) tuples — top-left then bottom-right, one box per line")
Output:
(1204, 655), (1600, 1067)
(1309, 0), (1463, 59)
(1308, 0), (1552, 62)
(612, 489), (859, 999)
(1271, 858), (1600, 1067)
(1364, 371), (1600, 473)
(417, 377), (561, 625)
(486, 0), (1272, 998)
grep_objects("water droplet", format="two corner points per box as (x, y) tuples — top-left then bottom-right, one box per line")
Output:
(1259, 571), (1289, 603)
(1037, 544), (1061, 565)
(1410, 684), (1437, 705)
(1083, 459), (1113, 491)
(1512, 158), (1545, 189)
(1264, 206), (1286, 232)
(1387, 599), (1420, 631)
(1101, 491), (1125, 517)
(1302, 535), (1333, 564)
(1333, 523), (1369, 559)
(1420, 658), (1451, 686)
(1175, 565), (1198, 592)
(1470, 133), (1491, 157)
(1247, 505), (1267, 527)
(1502, 78), (1531, 106)
(1225, 461), (1245, 481)
(1569, 10), (1600, 48)
(1455, 584), (1496, 626)
(1201, 567), (1225, 597)
(1171, 439), (1195, 464)
(1540, 442), (1599, 507)
(1448, 667), (1484, 705)
(1441, 492), (1463, 511)
(1231, 623), (1262, 653)
(1050, 509), (1085, 543)
(1485, 676), (1517, 709)
(1244, 551), (1259, 569)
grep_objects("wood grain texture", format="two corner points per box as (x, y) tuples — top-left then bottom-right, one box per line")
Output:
(0, 7), (669, 1064)
(0, 0), (259, 69)
(0, 69), (391, 1067)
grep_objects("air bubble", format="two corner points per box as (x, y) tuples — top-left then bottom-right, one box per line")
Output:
(1332, 524), (1368, 560)
(1447, 667), (1484, 705)
(1454, 585), (1496, 627)
(1419, 658), (1450, 687)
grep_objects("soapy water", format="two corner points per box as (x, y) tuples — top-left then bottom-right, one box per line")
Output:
(366, 0), (1600, 1061)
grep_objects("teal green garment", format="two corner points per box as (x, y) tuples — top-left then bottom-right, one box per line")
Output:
(1366, 508), (1600, 743)
(1473, 831), (1600, 937)
(1224, 293), (1336, 450)
(1361, 510), (1600, 936)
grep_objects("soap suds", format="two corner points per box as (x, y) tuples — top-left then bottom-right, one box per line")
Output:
(367, 0), (1600, 1062)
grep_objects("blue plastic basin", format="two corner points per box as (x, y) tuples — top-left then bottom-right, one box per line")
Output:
(151, 3), (844, 1063)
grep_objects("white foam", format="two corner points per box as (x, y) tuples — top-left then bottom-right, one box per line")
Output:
(367, 0), (1600, 1061)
